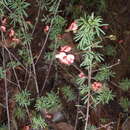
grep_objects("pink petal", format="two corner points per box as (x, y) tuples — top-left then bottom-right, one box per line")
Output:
(2, 18), (7, 25)
(92, 82), (102, 91)
(55, 52), (66, 59)
(66, 54), (75, 64)
(9, 29), (15, 37)
(60, 45), (72, 52)
(0, 25), (6, 32)
(12, 38), (20, 43)
(44, 25), (49, 32)
(67, 21), (78, 31)
(55, 52), (74, 65)
(78, 72), (86, 78)
(59, 58), (69, 65)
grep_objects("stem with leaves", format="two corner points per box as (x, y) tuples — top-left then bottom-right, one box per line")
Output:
(74, 13), (106, 129)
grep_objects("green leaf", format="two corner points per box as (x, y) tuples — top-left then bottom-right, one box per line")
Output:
(61, 86), (76, 102)
(32, 115), (47, 129)
(15, 90), (31, 107)
(119, 97), (130, 112)
(35, 92), (61, 111)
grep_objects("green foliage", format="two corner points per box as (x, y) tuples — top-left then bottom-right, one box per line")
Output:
(74, 14), (115, 108)
(48, 0), (60, 13)
(104, 45), (117, 56)
(80, 84), (114, 106)
(79, 85), (91, 104)
(80, 51), (103, 68)
(74, 13), (105, 75)
(118, 78), (130, 91)
(14, 107), (26, 120)
(7, 61), (20, 68)
(100, 118), (109, 123)
(86, 124), (96, 130)
(38, 0), (55, 10)
(95, 65), (115, 81)
(8, 0), (30, 25)
(85, 0), (107, 14)
(35, 92), (61, 111)
(75, 13), (105, 50)
(44, 52), (55, 61)
(97, 0), (108, 14)
(0, 67), (5, 79)
(40, 0), (59, 13)
(48, 38), (67, 50)
(76, 77), (86, 86)
(44, 15), (66, 61)
(0, 1), (6, 16)
(17, 30), (33, 44)
(119, 97), (130, 112)
(93, 87), (115, 105)
(49, 15), (66, 40)
(0, 1), (115, 130)
(18, 48), (32, 65)
(15, 90), (31, 107)
(61, 86), (76, 102)
(79, 85), (90, 96)
(32, 115), (47, 129)
(41, 0), (61, 24)
(65, 4), (84, 19)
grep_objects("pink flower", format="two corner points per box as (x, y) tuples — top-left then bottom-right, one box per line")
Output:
(55, 52), (75, 65)
(9, 29), (15, 37)
(60, 45), (72, 52)
(1, 18), (7, 25)
(0, 25), (6, 32)
(78, 72), (86, 78)
(91, 82), (102, 92)
(44, 25), (49, 32)
(12, 38), (20, 43)
(118, 40), (124, 44)
(67, 21), (78, 32)
(55, 52), (66, 59)
(66, 54), (75, 64)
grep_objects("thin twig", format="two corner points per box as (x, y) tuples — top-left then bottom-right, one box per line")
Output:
(84, 48), (92, 129)
(0, 1), (12, 13)
(0, 102), (6, 108)
(97, 122), (115, 130)
(35, 0), (62, 65)
(92, 59), (120, 73)
(31, 1), (41, 34)
(40, 49), (57, 94)
(8, 52), (22, 90)
(21, 15), (40, 96)
(74, 95), (80, 130)
(1, 31), (11, 130)
(2, 49), (11, 130)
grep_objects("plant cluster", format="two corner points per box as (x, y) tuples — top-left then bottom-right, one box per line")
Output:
(35, 92), (61, 112)
(0, 0), (129, 130)
(61, 86), (76, 102)
(14, 91), (61, 128)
